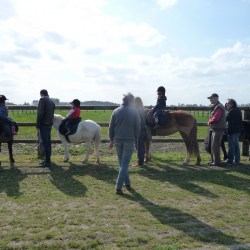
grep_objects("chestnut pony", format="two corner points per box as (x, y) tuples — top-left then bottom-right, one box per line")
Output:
(145, 109), (201, 165)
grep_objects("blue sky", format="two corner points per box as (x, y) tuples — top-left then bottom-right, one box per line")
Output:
(0, 0), (250, 105)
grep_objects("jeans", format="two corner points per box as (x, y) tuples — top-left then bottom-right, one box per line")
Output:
(40, 125), (52, 163)
(115, 141), (134, 189)
(227, 132), (241, 163)
(136, 132), (146, 165)
(211, 128), (224, 164)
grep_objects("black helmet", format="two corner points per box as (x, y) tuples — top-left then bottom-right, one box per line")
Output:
(0, 95), (8, 103)
(157, 86), (165, 95)
(71, 99), (80, 107)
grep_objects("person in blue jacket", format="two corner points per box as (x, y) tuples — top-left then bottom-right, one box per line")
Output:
(0, 95), (17, 135)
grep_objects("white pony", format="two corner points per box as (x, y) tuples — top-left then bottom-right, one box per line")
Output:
(53, 114), (101, 164)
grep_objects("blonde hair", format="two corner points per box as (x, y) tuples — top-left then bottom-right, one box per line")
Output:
(134, 96), (144, 109)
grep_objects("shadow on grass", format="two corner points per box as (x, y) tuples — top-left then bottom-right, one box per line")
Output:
(49, 163), (88, 197)
(140, 156), (250, 197)
(0, 165), (27, 197)
(123, 189), (245, 247)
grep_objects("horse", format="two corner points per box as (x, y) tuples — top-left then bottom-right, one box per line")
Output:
(53, 114), (101, 164)
(145, 109), (201, 166)
(0, 121), (18, 166)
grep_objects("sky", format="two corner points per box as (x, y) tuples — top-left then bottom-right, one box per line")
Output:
(1, 0), (250, 106)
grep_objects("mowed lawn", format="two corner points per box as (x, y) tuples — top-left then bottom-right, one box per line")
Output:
(0, 148), (250, 249)
(0, 110), (249, 249)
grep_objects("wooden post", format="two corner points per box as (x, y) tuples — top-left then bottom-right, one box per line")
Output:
(37, 129), (45, 158)
(242, 109), (250, 156)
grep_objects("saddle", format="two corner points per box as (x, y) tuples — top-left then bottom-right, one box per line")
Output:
(59, 117), (81, 142)
(146, 110), (169, 127)
(0, 118), (18, 140)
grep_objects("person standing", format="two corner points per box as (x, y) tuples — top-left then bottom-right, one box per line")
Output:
(36, 89), (55, 168)
(207, 93), (226, 166)
(109, 93), (140, 195)
(132, 96), (147, 167)
(225, 99), (243, 165)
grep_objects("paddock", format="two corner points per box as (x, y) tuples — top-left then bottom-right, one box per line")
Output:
(5, 105), (250, 158)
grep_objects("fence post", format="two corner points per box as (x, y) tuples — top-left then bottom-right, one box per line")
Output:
(242, 110), (250, 156)
(37, 129), (45, 158)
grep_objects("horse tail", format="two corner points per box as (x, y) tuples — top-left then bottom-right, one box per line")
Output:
(188, 119), (200, 157)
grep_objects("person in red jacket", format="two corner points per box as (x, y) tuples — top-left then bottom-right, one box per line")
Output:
(65, 99), (81, 135)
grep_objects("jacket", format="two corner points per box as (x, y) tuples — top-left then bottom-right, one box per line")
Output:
(36, 96), (55, 128)
(209, 102), (226, 129)
(226, 106), (243, 134)
(152, 96), (167, 114)
(109, 104), (140, 142)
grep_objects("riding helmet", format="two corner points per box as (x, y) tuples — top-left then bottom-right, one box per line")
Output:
(157, 86), (165, 95)
(71, 99), (81, 107)
(0, 95), (8, 103)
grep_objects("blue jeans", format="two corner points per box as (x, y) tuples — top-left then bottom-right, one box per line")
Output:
(115, 141), (134, 189)
(227, 132), (241, 163)
(136, 132), (146, 165)
(40, 125), (52, 163)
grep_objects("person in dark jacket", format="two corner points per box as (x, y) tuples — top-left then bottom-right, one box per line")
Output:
(225, 98), (243, 164)
(152, 86), (167, 129)
(36, 89), (55, 167)
(0, 95), (17, 135)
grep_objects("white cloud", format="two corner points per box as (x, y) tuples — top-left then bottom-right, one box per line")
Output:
(0, 1), (250, 106)
(156, 0), (178, 9)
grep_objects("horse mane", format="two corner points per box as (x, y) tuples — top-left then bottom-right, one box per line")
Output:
(54, 114), (65, 120)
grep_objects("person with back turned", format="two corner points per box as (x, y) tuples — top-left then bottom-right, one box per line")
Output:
(36, 89), (55, 168)
(109, 93), (140, 195)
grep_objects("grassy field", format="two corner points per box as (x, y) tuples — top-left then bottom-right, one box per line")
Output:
(11, 109), (208, 140)
(0, 110), (249, 249)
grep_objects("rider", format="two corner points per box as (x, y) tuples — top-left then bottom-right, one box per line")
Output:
(0, 95), (17, 135)
(152, 86), (167, 129)
(65, 99), (81, 135)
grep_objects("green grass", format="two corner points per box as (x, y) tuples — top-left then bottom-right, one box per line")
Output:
(11, 109), (208, 140)
(1, 109), (249, 249)
(0, 151), (250, 249)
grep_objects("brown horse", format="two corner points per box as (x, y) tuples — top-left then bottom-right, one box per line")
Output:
(145, 109), (201, 165)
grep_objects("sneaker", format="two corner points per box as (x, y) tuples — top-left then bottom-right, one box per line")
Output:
(40, 162), (51, 168)
(225, 160), (233, 165)
(208, 162), (224, 166)
(153, 124), (160, 129)
(125, 185), (132, 191)
(132, 164), (142, 167)
(116, 189), (123, 195)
